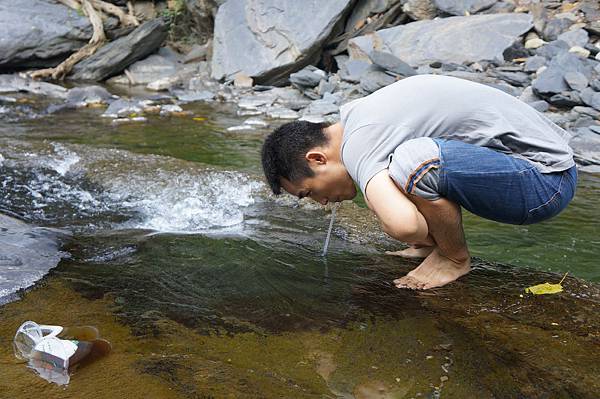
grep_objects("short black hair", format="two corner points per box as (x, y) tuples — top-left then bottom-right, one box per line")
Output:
(261, 121), (329, 195)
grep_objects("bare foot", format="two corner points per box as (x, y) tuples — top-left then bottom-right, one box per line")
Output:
(385, 245), (436, 259)
(393, 249), (471, 290)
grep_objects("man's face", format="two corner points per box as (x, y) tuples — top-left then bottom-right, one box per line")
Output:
(280, 161), (357, 205)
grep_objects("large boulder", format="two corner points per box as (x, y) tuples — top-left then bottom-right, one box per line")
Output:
(211, 0), (353, 85)
(0, 0), (92, 71)
(70, 19), (168, 81)
(348, 13), (533, 67)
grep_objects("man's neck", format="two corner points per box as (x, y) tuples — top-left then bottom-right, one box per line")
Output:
(324, 122), (344, 161)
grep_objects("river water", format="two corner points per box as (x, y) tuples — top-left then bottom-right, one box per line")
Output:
(0, 94), (598, 398)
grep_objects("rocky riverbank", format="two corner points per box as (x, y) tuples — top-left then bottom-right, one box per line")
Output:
(1, 0), (599, 169)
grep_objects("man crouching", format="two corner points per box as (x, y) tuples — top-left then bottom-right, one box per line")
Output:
(260, 75), (577, 290)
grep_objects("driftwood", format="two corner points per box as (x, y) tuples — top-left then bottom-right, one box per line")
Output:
(29, 0), (140, 80)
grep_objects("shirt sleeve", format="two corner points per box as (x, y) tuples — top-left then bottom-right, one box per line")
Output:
(387, 137), (442, 201)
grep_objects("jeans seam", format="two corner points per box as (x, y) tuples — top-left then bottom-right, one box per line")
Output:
(527, 172), (565, 214)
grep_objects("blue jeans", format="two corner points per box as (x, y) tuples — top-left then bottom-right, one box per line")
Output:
(433, 139), (577, 225)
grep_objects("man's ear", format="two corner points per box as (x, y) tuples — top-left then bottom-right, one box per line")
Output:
(305, 150), (327, 165)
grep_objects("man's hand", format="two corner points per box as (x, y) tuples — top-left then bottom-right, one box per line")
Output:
(365, 169), (430, 244)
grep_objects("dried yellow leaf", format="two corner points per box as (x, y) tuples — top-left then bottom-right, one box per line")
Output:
(193, 117), (207, 121)
(525, 272), (568, 295)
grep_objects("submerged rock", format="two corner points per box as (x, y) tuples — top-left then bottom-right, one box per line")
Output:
(211, 0), (352, 85)
(349, 13), (533, 67)
(71, 19), (168, 81)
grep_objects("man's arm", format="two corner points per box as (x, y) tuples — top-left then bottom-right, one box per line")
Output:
(365, 169), (431, 244)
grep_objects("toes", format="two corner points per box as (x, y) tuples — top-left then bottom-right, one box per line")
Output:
(394, 275), (424, 290)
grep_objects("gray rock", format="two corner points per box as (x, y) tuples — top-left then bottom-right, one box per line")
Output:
(289, 67), (326, 88)
(402, 0), (437, 20)
(303, 99), (339, 116)
(569, 128), (600, 165)
(211, 0), (352, 85)
(580, 88), (600, 110)
(573, 106), (600, 119)
(528, 100), (550, 112)
(113, 52), (179, 85)
(502, 41), (530, 62)
(0, 0), (91, 70)
(524, 56), (546, 72)
(548, 92), (582, 107)
(542, 18), (574, 41)
(346, 0), (401, 31)
(519, 86), (542, 103)
(433, 0), (496, 16)
(183, 42), (210, 64)
(71, 19), (168, 81)
(368, 51), (417, 76)
(339, 59), (378, 83)
(359, 70), (396, 93)
(493, 71), (530, 87)
(557, 29), (589, 48)
(349, 14), (533, 67)
(564, 71), (589, 91)
(535, 40), (570, 60)
(102, 99), (143, 118)
(65, 86), (116, 107)
(590, 79), (600, 92)
(265, 106), (300, 119)
(0, 214), (67, 304)
(317, 78), (338, 96)
(0, 74), (67, 99)
(173, 90), (215, 103)
(532, 52), (594, 97)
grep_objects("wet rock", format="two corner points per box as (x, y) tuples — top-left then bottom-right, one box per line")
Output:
(227, 125), (255, 132)
(402, 0), (437, 20)
(368, 51), (417, 77)
(111, 116), (147, 124)
(0, 74), (67, 99)
(265, 106), (299, 119)
(71, 19), (168, 81)
(360, 70), (396, 93)
(433, 0), (496, 16)
(159, 104), (183, 116)
(211, 0), (352, 85)
(0, 0), (108, 71)
(289, 66), (326, 88)
(172, 90), (215, 103)
(243, 117), (269, 127)
(65, 86), (116, 107)
(524, 56), (546, 72)
(557, 29), (589, 49)
(102, 99), (143, 118)
(532, 52), (594, 97)
(564, 71), (589, 91)
(542, 18), (574, 41)
(0, 214), (67, 303)
(349, 13), (533, 67)
(535, 40), (570, 60)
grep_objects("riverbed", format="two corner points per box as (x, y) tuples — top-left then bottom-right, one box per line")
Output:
(0, 93), (599, 398)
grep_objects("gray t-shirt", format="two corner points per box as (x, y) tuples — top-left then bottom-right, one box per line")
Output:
(340, 74), (575, 200)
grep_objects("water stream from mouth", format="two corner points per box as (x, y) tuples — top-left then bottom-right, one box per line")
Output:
(321, 203), (338, 257)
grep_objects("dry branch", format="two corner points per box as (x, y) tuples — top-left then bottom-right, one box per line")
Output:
(91, 0), (139, 27)
(30, 0), (106, 80)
